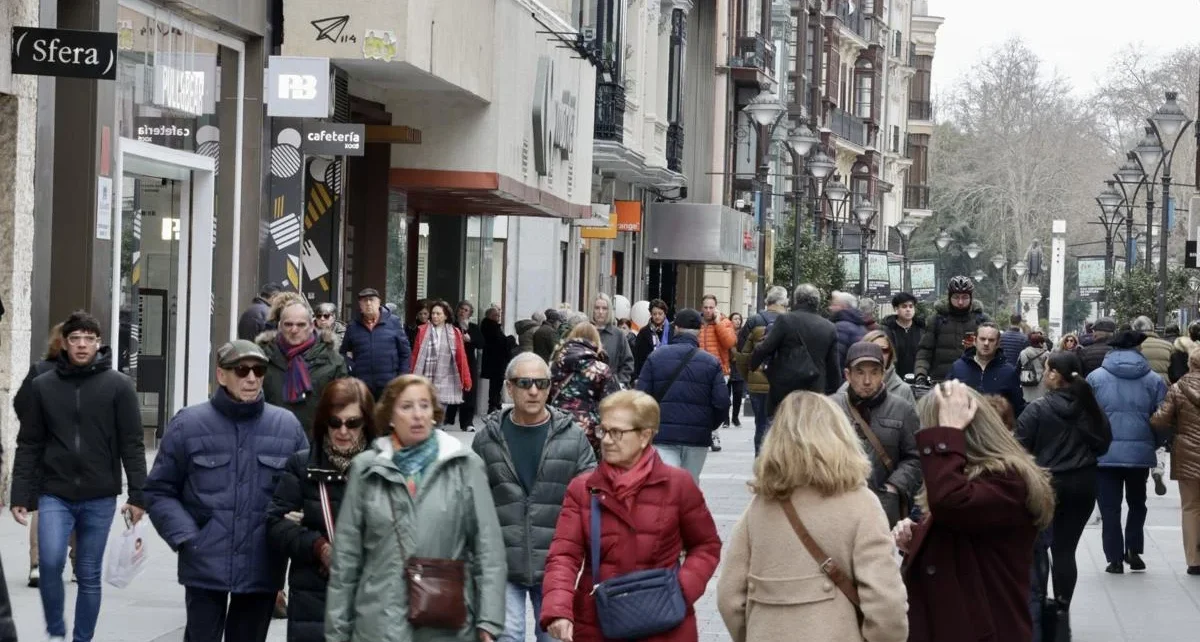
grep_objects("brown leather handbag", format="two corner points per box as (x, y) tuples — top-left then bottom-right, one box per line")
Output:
(388, 493), (468, 629)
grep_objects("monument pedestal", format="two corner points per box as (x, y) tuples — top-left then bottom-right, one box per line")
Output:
(1019, 286), (1043, 329)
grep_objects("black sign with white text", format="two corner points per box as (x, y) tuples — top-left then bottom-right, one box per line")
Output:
(302, 121), (365, 156)
(11, 26), (118, 80)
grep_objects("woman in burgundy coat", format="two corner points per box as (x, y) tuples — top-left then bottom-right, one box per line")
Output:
(893, 381), (1056, 642)
(541, 390), (722, 642)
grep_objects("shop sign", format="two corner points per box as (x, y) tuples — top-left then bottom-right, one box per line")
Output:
(134, 117), (195, 149)
(531, 56), (578, 177)
(11, 26), (118, 80)
(153, 64), (204, 116)
(267, 56), (331, 118)
(615, 200), (642, 232)
(302, 122), (366, 156)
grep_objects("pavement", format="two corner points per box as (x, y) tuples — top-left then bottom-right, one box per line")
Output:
(3, 410), (1200, 641)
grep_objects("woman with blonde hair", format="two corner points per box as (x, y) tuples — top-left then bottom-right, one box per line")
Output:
(837, 329), (915, 406)
(549, 322), (620, 455)
(717, 391), (908, 642)
(893, 381), (1056, 642)
(1057, 333), (1080, 353)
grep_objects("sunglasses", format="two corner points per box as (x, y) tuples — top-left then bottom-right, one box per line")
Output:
(509, 377), (551, 390)
(228, 364), (267, 378)
(316, 313), (333, 319)
(328, 416), (365, 430)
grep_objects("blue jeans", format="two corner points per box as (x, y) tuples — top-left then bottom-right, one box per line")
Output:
(37, 495), (117, 642)
(500, 582), (551, 642)
(656, 444), (708, 483)
(750, 393), (772, 456)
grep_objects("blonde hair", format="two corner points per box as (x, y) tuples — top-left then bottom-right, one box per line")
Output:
(269, 291), (312, 324)
(750, 392), (872, 499)
(599, 390), (660, 436)
(916, 386), (1055, 529)
(1059, 333), (1079, 350)
(374, 375), (445, 428)
(862, 329), (894, 369)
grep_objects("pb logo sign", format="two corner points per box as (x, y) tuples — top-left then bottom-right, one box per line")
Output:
(267, 56), (330, 118)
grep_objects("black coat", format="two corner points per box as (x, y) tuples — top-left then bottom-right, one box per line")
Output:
(748, 305), (842, 410)
(1016, 389), (1112, 474)
(633, 323), (672, 378)
(266, 448), (351, 642)
(237, 297), (272, 341)
(914, 300), (989, 381)
(882, 315), (925, 378)
(480, 318), (509, 379)
(12, 358), (56, 423)
(1079, 337), (1113, 377)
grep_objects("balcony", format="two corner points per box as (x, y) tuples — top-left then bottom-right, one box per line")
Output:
(666, 122), (684, 173)
(730, 32), (776, 86)
(904, 184), (930, 210)
(595, 81), (626, 142)
(829, 107), (868, 148)
(908, 100), (933, 121)
(833, 1), (873, 44)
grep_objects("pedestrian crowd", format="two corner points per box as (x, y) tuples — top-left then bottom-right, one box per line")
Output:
(2, 275), (1198, 642)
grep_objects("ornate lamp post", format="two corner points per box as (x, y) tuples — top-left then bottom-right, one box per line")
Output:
(742, 90), (787, 310)
(895, 218), (918, 292)
(854, 197), (878, 296)
(935, 229), (952, 292)
(1095, 182), (1126, 316)
(1148, 91), (1193, 329)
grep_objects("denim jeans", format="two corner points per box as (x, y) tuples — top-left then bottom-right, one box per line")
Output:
(37, 494), (117, 642)
(499, 582), (552, 642)
(749, 393), (772, 456)
(656, 444), (709, 483)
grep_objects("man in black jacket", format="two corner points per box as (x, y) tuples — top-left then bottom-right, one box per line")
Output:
(237, 283), (281, 341)
(11, 311), (147, 642)
(749, 284), (841, 414)
(882, 291), (924, 378)
(1080, 318), (1117, 376)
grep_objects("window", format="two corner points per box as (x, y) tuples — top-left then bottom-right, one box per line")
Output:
(667, 9), (685, 124)
(596, 0), (625, 82)
(854, 59), (873, 120)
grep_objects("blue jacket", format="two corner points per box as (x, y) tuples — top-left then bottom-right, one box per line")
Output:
(339, 307), (412, 394)
(1087, 349), (1167, 468)
(636, 334), (730, 447)
(144, 388), (308, 593)
(947, 348), (1027, 417)
(999, 328), (1029, 370)
(833, 308), (867, 370)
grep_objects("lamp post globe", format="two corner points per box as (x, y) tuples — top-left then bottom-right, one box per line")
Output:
(743, 90), (786, 128)
(788, 123), (819, 157)
(808, 150), (836, 181)
(1098, 183), (1124, 215)
(935, 229), (952, 251)
(1150, 91), (1191, 142)
(965, 242), (982, 260)
(1133, 126), (1164, 172)
(896, 219), (917, 240)
(1115, 152), (1146, 186)
(824, 172), (849, 200)
(991, 254), (1007, 271)
(1013, 260), (1028, 279)
(853, 198), (877, 227)
(973, 269), (987, 283)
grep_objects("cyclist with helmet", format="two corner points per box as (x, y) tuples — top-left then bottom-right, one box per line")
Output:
(913, 276), (990, 383)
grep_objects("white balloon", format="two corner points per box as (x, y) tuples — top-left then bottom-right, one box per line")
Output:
(630, 301), (651, 328)
(613, 295), (631, 320)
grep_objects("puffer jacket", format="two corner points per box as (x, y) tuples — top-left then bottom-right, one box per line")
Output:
(836, 367), (916, 407)
(636, 333), (730, 447)
(1168, 335), (1197, 383)
(735, 309), (784, 395)
(999, 328), (1030, 370)
(1139, 331), (1174, 381)
(1079, 336), (1112, 376)
(882, 314), (925, 378)
(1016, 389), (1112, 473)
(471, 408), (597, 586)
(257, 329), (348, 436)
(325, 432), (507, 642)
(833, 308), (868, 370)
(1087, 349), (1167, 468)
(698, 317), (737, 376)
(831, 388), (922, 504)
(597, 322), (635, 386)
(340, 307), (412, 396)
(517, 319), (540, 353)
(237, 296), (271, 341)
(1150, 372), (1200, 480)
(914, 299), (988, 381)
(946, 348), (1027, 417)
(144, 388), (308, 593)
(549, 339), (621, 449)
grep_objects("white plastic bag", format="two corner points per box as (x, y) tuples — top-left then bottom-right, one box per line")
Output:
(105, 519), (150, 588)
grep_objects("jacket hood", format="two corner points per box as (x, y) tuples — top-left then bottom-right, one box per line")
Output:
(1044, 389), (1083, 421)
(833, 308), (866, 326)
(882, 314), (926, 330)
(56, 345), (114, 378)
(559, 338), (603, 370)
(934, 299), (984, 317)
(1101, 348), (1152, 380)
(1177, 372), (1200, 408)
(515, 319), (539, 335)
(367, 430), (467, 469)
(1174, 336), (1197, 353)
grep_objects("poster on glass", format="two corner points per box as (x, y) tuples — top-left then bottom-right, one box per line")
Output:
(840, 251), (860, 288)
(1076, 256), (1107, 300)
(868, 251), (891, 300)
(910, 260), (937, 302)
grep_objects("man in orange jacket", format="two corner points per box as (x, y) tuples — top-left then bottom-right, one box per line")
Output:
(699, 294), (738, 450)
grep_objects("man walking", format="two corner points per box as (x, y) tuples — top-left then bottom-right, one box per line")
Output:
(531, 309), (562, 363)
(340, 287), (412, 398)
(882, 291), (924, 379)
(946, 322), (1026, 417)
(750, 284), (842, 413)
(636, 308), (729, 481)
(11, 311), (147, 642)
(237, 283), (281, 341)
(829, 291), (868, 369)
(736, 286), (788, 456)
(1081, 318), (1117, 376)
(999, 314), (1030, 370)
(144, 340), (308, 641)
(914, 275), (989, 383)
(471, 353), (597, 642)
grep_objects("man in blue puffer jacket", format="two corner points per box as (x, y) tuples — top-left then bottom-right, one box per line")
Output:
(636, 308), (729, 482)
(339, 288), (412, 398)
(1087, 330), (1167, 574)
(144, 340), (308, 639)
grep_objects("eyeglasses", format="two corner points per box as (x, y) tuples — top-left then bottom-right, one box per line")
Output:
(595, 426), (643, 441)
(227, 364), (267, 379)
(328, 416), (365, 430)
(508, 377), (551, 390)
(66, 334), (99, 345)
(316, 313), (333, 319)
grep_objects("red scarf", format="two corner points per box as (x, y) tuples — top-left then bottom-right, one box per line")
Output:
(599, 447), (657, 508)
(279, 333), (317, 403)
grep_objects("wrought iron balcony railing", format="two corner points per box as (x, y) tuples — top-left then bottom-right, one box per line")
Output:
(666, 122), (684, 173)
(594, 81), (626, 142)
(731, 32), (776, 75)
(829, 107), (868, 147)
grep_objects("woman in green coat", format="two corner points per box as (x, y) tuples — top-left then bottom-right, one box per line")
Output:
(257, 292), (349, 437)
(325, 374), (507, 642)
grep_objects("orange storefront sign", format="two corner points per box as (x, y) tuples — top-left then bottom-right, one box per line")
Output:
(614, 200), (642, 232)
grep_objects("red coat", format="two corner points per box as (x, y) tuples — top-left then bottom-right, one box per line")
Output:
(540, 449), (722, 642)
(903, 427), (1038, 642)
(409, 323), (472, 391)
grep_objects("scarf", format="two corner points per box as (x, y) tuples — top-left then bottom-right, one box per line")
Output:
(323, 433), (366, 473)
(390, 432), (440, 495)
(279, 334), (317, 403)
(651, 319), (670, 350)
(599, 447), (657, 508)
(848, 385), (887, 424)
(419, 324), (462, 404)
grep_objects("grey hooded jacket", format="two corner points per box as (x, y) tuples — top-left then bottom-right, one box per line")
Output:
(596, 323), (635, 386)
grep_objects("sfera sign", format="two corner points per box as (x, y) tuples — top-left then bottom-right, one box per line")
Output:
(531, 56), (578, 177)
(302, 122), (365, 156)
(11, 26), (118, 80)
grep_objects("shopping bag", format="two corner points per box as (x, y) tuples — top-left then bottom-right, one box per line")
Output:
(105, 518), (151, 588)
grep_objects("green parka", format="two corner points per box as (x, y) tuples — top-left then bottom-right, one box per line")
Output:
(257, 329), (348, 435)
(324, 431), (507, 642)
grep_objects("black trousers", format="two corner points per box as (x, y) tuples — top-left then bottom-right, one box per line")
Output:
(487, 373), (504, 413)
(183, 587), (275, 642)
(728, 379), (745, 424)
(1049, 466), (1098, 605)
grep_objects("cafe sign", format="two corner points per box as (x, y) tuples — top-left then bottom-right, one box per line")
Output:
(11, 26), (118, 80)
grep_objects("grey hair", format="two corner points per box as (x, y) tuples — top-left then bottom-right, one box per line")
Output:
(675, 327), (700, 337)
(314, 302), (337, 315)
(858, 297), (876, 316)
(505, 352), (551, 379)
(457, 300), (475, 315)
(765, 286), (789, 307)
(831, 290), (857, 309)
(793, 284), (821, 309)
(563, 311), (590, 330)
(1132, 316), (1155, 332)
(531, 310), (546, 324)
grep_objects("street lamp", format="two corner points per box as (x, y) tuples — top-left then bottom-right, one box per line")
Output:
(1114, 152), (1146, 275)
(822, 173), (851, 247)
(742, 90), (788, 310)
(854, 198), (878, 296)
(895, 218), (918, 292)
(935, 229), (952, 251)
(787, 123), (820, 157)
(1094, 182), (1127, 317)
(1132, 126), (1164, 272)
(973, 268), (987, 283)
(991, 254), (1007, 271)
(1013, 260), (1028, 280)
(1148, 91), (1194, 329)
(965, 242), (982, 260)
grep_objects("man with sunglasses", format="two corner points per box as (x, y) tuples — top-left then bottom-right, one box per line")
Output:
(472, 352), (596, 642)
(144, 340), (307, 642)
(11, 311), (147, 642)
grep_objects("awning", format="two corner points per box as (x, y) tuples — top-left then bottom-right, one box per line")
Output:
(644, 203), (758, 270)
(390, 168), (590, 218)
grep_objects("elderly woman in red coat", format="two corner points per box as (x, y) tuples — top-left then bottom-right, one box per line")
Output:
(541, 390), (722, 642)
(893, 381), (1056, 642)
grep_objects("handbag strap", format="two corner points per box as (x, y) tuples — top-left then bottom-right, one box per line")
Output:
(780, 499), (860, 608)
(653, 348), (698, 402)
(846, 404), (894, 473)
(589, 492), (602, 593)
(386, 488), (408, 560)
(318, 481), (336, 545)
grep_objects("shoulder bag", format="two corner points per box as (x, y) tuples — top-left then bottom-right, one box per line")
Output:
(780, 499), (863, 625)
(845, 404), (909, 519)
(589, 492), (686, 640)
(387, 489), (468, 630)
(652, 348), (698, 402)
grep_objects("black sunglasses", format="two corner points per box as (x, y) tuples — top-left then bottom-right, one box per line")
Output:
(228, 364), (267, 378)
(509, 377), (551, 390)
(327, 416), (365, 430)
(316, 313), (333, 319)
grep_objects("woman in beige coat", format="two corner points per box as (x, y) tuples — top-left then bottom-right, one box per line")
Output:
(717, 391), (908, 642)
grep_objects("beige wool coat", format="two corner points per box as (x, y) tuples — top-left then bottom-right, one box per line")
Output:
(716, 486), (908, 642)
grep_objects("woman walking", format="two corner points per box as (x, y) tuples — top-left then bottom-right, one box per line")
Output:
(727, 313), (746, 426)
(1150, 347), (1200, 575)
(1057, 333), (1080, 353)
(549, 323), (621, 455)
(257, 292), (348, 436)
(1018, 331), (1051, 402)
(717, 392), (908, 641)
(410, 300), (473, 430)
(324, 375), (506, 641)
(267, 378), (378, 641)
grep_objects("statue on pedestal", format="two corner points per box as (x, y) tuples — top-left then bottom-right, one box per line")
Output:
(1025, 240), (1044, 284)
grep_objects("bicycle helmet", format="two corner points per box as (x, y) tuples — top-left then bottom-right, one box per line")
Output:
(947, 275), (975, 294)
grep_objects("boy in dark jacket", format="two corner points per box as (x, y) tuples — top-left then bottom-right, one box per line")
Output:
(882, 291), (924, 378)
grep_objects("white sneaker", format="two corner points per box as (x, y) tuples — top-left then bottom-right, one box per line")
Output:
(48, 636), (66, 642)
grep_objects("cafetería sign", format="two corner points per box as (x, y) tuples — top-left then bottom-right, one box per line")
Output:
(11, 26), (118, 80)
(302, 121), (366, 156)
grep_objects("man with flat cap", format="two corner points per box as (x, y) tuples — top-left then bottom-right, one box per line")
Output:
(340, 287), (412, 398)
(144, 340), (308, 641)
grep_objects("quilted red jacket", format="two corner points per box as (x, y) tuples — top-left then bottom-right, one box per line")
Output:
(540, 449), (722, 642)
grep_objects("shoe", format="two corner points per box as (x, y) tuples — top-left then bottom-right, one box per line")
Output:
(1153, 470), (1167, 496)
(1125, 552), (1146, 571)
(1187, 566), (1200, 575)
(47, 636), (66, 642)
(711, 433), (723, 452)
(27, 566), (39, 588)
(70, 569), (76, 583)
(1105, 562), (1124, 574)
(273, 590), (287, 619)
(732, 418), (741, 427)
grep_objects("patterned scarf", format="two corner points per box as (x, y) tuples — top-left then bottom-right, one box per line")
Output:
(279, 333), (317, 403)
(599, 446), (657, 509)
(323, 432), (366, 473)
(418, 324), (462, 404)
(390, 432), (440, 495)
(652, 319), (671, 350)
